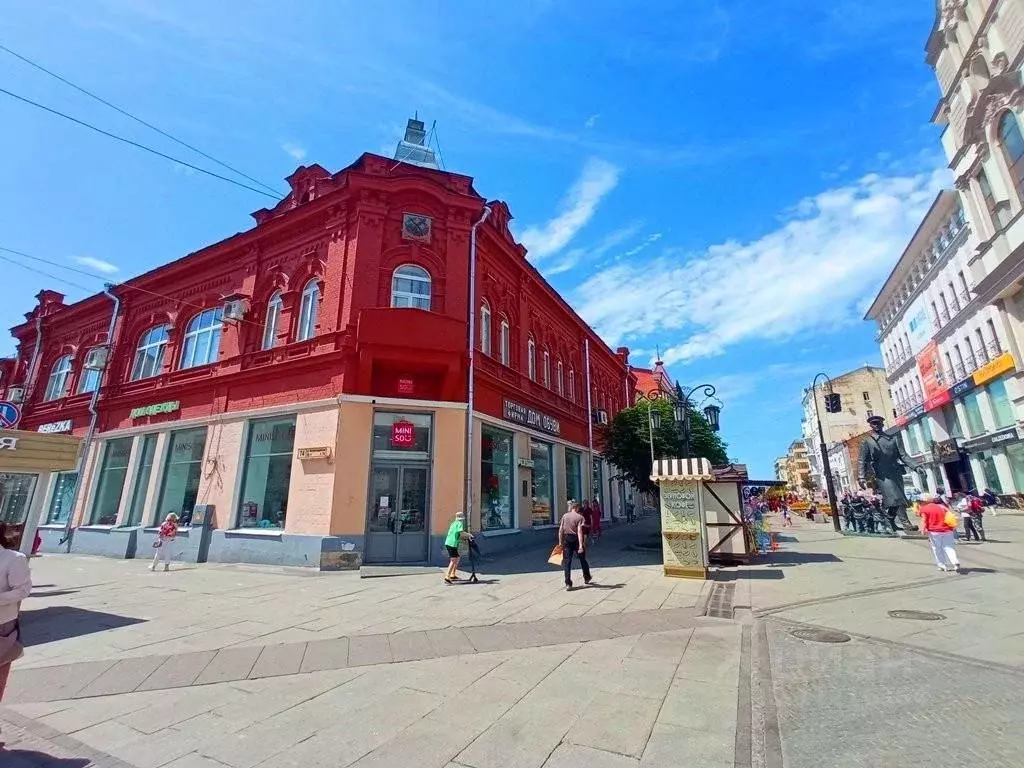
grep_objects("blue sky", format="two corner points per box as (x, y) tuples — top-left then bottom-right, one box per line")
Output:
(2, 0), (948, 477)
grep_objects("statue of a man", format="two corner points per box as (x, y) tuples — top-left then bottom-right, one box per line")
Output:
(857, 415), (921, 533)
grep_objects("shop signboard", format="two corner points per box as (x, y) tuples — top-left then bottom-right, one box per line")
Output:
(905, 294), (935, 355)
(917, 341), (949, 411)
(502, 399), (560, 435)
(130, 400), (180, 419)
(0, 436), (18, 450)
(37, 419), (73, 434)
(949, 377), (976, 399)
(972, 351), (1015, 386)
(390, 420), (416, 448)
(906, 403), (925, 421)
(397, 378), (415, 395)
(961, 426), (1021, 453)
(932, 439), (960, 461)
(297, 446), (331, 460)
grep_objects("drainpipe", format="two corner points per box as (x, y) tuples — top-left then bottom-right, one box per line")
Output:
(61, 285), (120, 552)
(585, 338), (594, 500)
(25, 314), (43, 401)
(464, 205), (492, 534)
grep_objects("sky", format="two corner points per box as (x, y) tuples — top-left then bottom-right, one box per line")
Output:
(1, 0), (948, 478)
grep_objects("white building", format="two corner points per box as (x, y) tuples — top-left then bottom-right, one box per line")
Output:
(865, 190), (1020, 495)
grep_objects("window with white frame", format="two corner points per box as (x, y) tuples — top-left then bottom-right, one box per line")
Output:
(297, 279), (320, 342)
(44, 355), (73, 401)
(569, 368), (575, 401)
(556, 361), (564, 395)
(262, 292), (283, 350)
(480, 301), (491, 355)
(180, 308), (223, 369)
(528, 337), (536, 381)
(543, 349), (551, 388)
(391, 264), (431, 310)
(77, 350), (103, 394)
(131, 325), (169, 381)
(499, 319), (510, 365)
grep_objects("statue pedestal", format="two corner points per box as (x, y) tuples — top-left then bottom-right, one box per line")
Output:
(653, 459), (712, 580)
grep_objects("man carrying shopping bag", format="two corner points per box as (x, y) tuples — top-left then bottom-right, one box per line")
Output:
(557, 502), (593, 591)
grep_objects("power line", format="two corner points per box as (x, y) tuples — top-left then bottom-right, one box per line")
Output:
(0, 252), (93, 293)
(0, 86), (281, 201)
(0, 42), (283, 197)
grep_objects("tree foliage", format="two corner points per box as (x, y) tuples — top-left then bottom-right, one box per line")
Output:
(599, 399), (729, 494)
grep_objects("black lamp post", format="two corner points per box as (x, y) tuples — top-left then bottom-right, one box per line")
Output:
(673, 382), (721, 459)
(811, 373), (842, 533)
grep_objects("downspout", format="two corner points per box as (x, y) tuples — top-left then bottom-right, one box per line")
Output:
(585, 338), (594, 499)
(25, 315), (43, 400)
(61, 285), (120, 551)
(464, 205), (492, 533)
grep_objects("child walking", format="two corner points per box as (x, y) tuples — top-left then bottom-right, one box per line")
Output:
(150, 513), (179, 572)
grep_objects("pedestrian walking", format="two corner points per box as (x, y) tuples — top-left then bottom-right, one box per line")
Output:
(443, 511), (473, 584)
(782, 506), (793, 527)
(559, 501), (592, 591)
(590, 498), (603, 539)
(841, 494), (856, 531)
(0, 522), (31, 704)
(918, 493), (960, 573)
(965, 493), (987, 541)
(625, 499), (636, 525)
(807, 502), (817, 522)
(150, 512), (179, 572)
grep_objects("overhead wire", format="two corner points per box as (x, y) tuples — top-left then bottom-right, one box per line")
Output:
(0, 42), (283, 197)
(0, 86), (281, 201)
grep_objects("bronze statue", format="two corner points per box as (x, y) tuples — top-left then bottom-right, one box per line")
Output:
(857, 415), (921, 533)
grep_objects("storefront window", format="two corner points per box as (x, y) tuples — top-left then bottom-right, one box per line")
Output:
(963, 391), (986, 437)
(987, 379), (1015, 428)
(46, 472), (78, 524)
(978, 450), (1003, 493)
(125, 434), (158, 526)
(480, 426), (514, 531)
(238, 417), (295, 529)
(530, 440), (554, 526)
(592, 457), (604, 505)
(1007, 444), (1024, 494)
(565, 449), (583, 507)
(920, 417), (933, 445)
(90, 438), (132, 524)
(155, 428), (207, 525)
(941, 403), (963, 439)
(372, 412), (432, 461)
(903, 427), (920, 456)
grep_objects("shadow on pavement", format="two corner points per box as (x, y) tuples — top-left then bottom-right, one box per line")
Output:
(764, 552), (842, 566)
(714, 569), (786, 581)
(20, 606), (145, 647)
(29, 590), (79, 599)
(0, 747), (90, 767)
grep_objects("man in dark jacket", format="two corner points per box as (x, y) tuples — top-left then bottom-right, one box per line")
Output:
(858, 415), (921, 533)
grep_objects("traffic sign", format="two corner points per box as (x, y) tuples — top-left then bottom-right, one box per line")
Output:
(0, 402), (22, 429)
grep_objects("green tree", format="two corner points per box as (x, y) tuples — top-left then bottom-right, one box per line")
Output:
(599, 399), (729, 494)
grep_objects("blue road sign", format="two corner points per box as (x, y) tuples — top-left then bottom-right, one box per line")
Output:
(0, 401), (22, 429)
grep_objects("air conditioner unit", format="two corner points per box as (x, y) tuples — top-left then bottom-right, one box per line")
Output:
(596, 410), (609, 425)
(6, 386), (24, 403)
(84, 347), (109, 371)
(223, 299), (247, 321)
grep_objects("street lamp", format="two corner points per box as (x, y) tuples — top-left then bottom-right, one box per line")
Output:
(811, 373), (842, 533)
(644, 388), (668, 472)
(673, 382), (721, 459)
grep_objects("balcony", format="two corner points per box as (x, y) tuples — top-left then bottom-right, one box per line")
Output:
(958, 290), (971, 306)
(964, 352), (978, 373)
(938, 308), (950, 325)
(987, 339), (1003, 358)
(952, 362), (967, 381)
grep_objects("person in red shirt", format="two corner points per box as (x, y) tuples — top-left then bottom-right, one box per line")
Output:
(964, 493), (986, 542)
(918, 494), (960, 572)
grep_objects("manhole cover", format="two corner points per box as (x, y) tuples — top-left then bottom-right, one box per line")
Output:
(888, 609), (946, 621)
(790, 628), (851, 643)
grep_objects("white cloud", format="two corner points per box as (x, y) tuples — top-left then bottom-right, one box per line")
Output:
(541, 221), (642, 276)
(519, 159), (621, 260)
(74, 256), (119, 275)
(572, 165), (949, 364)
(584, 113), (600, 129)
(281, 142), (307, 161)
(622, 232), (663, 259)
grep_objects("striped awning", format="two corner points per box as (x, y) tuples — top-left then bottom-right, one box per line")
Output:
(651, 457), (714, 481)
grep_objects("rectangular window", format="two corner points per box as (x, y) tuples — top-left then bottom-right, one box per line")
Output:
(564, 449), (583, 509)
(46, 471), (78, 525)
(154, 428), (207, 525)
(905, 426), (921, 455)
(499, 322), (510, 366)
(77, 367), (102, 395)
(963, 390), (986, 437)
(920, 416), (933, 444)
(238, 417), (295, 529)
(90, 438), (133, 525)
(987, 378), (1015, 428)
(1007, 443), (1024, 494)
(592, 457), (604, 502)
(529, 439), (554, 527)
(480, 426), (514, 531)
(941, 403), (963, 439)
(862, 391), (870, 402)
(978, 450), (1003, 494)
(986, 318), (1000, 352)
(125, 434), (158, 526)
(372, 412), (432, 461)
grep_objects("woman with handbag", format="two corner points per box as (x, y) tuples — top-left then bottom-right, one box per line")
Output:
(918, 493), (961, 573)
(0, 521), (32, 701)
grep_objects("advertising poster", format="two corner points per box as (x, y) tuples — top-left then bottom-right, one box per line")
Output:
(905, 294), (935, 356)
(916, 340), (950, 410)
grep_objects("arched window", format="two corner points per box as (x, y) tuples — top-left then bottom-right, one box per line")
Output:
(391, 265), (431, 310)
(569, 368), (575, 402)
(556, 361), (564, 395)
(262, 292), (283, 350)
(543, 349), (551, 388)
(180, 308), (223, 369)
(131, 325), (170, 381)
(44, 355), (73, 401)
(77, 349), (103, 394)
(480, 301), (491, 355)
(999, 112), (1024, 197)
(297, 280), (320, 342)
(527, 337), (536, 381)
(499, 319), (510, 365)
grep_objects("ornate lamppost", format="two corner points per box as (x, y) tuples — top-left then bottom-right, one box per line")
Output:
(673, 382), (722, 459)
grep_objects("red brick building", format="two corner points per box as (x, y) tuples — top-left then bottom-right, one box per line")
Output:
(3, 120), (635, 567)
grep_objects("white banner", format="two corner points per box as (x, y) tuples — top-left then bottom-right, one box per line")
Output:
(905, 293), (935, 355)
